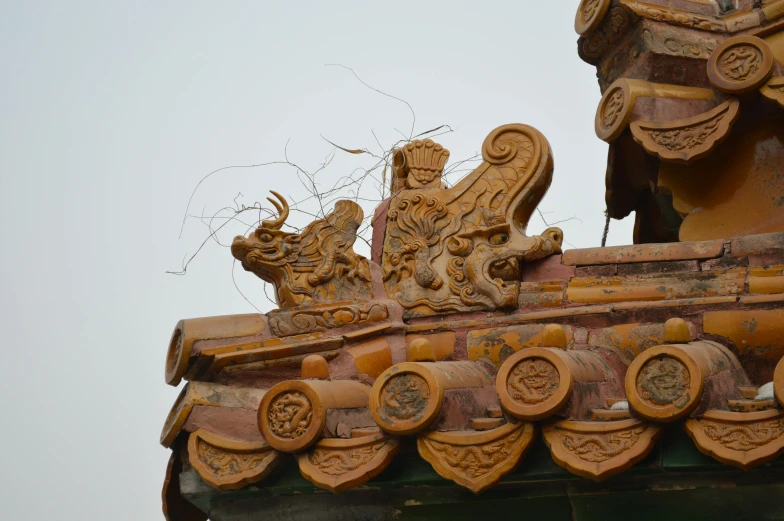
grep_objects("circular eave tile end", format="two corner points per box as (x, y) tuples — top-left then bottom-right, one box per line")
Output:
(707, 35), (774, 94)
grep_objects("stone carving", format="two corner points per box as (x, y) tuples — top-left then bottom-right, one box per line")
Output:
(401, 139), (450, 189)
(382, 124), (563, 316)
(267, 391), (313, 440)
(619, 1), (725, 32)
(232, 192), (372, 308)
(560, 425), (647, 462)
(543, 419), (662, 480)
(707, 35), (774, 94)
(507, 359), (560, 405)
(268, 302), (389, 336)
(380, 373), (430, 422)
(298, 433), (400, 493)
(636, 357), (690, 407)
(187, 430), (279, 491)
(417, 422), (535, 493)
(630, 99), (740, 164)
(575, 0), (612, 36)
(579, 6), (632, 61)
(686, 410), (784, 470)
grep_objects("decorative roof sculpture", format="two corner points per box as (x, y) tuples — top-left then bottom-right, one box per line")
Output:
(160, 3), (784, 519)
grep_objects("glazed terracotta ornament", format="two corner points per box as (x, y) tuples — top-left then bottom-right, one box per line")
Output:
(160, 382), (267, 448)
(761, 76), (784, 108)
(258, 355), (373, 452)
(595, 78), (714, 142)
(707, 35), (775, 94)
(370, 339), (496, 435)
(232, 192), (373, 308)
(574, 0), (612, 36)
(496, 346), (624, 421)
(543, 418), (662, 481)
(625, 341), (749, 422)
(417, 422), (535, 493)
(298, 432), (400, 493)
(166, 313), (267, 386)
(630, 98), (740, 164)
(187, 429), (279, 491)
(774, 355), (784, 408)
(381, 124), (563, 317)
(686, 409), (784, 470)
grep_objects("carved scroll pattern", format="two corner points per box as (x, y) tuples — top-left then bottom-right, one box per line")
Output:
(620, 1), (725, 32)
(698, 418), (784, 451)
(268, 302), (389, 336)
(636, 357), (690, 407)
(560, 425), (647, 462)
(195, 438), (274, 478)
(309, 441), (386, 475)
(268, 391), (313, 439)
(507, 359), (560, 405)
(382, 125), (562, 317)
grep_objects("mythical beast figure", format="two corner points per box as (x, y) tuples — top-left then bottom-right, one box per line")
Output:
(231, 191), (372, 308)
(381, 124), (563, 316)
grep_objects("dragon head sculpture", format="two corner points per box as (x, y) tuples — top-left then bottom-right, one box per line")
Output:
(231, 192), (372, 308)
(450, 222), (563, 309)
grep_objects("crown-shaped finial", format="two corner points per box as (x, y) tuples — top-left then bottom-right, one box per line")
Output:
(402, 139), (450, 188)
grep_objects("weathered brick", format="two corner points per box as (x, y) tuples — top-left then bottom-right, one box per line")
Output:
(518, 281), (564, 309)
(576, 265), (618, 277)
(617, 260), (699, 276)
(566, 268), (745, 304)
(522, 254), (575, 281)
(562, 240), (724, 266)
(731, 232), (784, 257)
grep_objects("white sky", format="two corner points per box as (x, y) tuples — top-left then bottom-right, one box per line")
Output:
(0, 1), (634, 519)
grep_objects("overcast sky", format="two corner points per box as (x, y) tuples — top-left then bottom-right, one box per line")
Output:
(0, 2), (634, 519)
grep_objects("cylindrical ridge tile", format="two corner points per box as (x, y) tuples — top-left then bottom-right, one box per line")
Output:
(259, 379), (369, 452)
(496, 348), (610, 421)
(625, 341), (743, 422)
(370, 361), (494, 435)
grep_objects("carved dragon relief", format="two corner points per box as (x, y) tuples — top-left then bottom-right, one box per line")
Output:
(382, 124), (564, 316)
(685, 410), (784, 470)
(232, 192), (372, 308)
